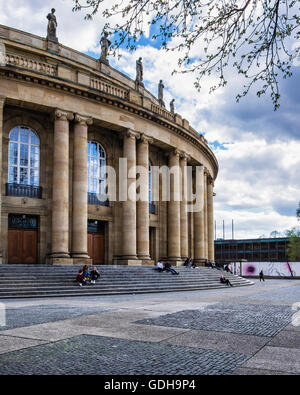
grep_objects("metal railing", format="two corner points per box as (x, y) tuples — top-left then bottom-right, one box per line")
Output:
(88, 192), (109, 206)
(6, 183), (42, 199)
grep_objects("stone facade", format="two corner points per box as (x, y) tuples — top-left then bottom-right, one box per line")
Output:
(0, 24), (218, 266)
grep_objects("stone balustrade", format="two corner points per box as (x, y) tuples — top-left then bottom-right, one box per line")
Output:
(5, 52), (56, 76)
(151, 103), (175, 121)
(90, 77), (129, 100)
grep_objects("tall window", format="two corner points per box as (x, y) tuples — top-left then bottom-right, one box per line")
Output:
(87, 141), (106, 196)
(149, 162), (152, 203)
(8, 126), (40, 186)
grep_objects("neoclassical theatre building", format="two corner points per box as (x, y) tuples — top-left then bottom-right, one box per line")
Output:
(0, 23), (218, 266)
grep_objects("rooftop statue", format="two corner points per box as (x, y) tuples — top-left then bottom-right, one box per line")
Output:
(158, 80), (165, 107)
(135, 57), (144, 88)
(170, 99), (175, 114)
(100, 32), (111, 64)
(46, 8), (58, 42)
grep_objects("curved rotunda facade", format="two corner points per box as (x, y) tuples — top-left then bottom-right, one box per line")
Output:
(0, 24), (218, 266)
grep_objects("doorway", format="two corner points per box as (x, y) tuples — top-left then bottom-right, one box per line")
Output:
(88, 220), (105, 265)
(8, 214), (38, 264)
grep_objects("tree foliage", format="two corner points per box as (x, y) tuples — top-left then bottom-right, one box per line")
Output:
(286, 204), (300, 261)
(287, 228), (300, 261)
(72, 0), (300, 110)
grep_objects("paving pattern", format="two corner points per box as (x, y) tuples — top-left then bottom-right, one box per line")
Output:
(136, 302), (294, 337)
(0, 335), (249, 375)
(0, 280), (299, 375)
(0, 304), (115, 331)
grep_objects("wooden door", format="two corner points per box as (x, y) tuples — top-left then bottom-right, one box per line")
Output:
(8, 230), (23, 264)
(8, 229), (37, 264)
(88, 233), (105, 264)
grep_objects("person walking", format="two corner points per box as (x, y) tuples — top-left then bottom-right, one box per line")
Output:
(259, 270), (265, 282)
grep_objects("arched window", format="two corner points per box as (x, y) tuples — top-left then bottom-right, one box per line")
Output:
(8, 126), (40, 186)
(87, 141), (106, 199)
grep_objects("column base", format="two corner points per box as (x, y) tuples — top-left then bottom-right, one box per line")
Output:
(141, 259), (155, 266)
(193, 258), (207, 267)
(73, 257), (93, 266)
(0, 256), (2, 265)
(114, 258), (143, 266)
(166, 257), (183, 267)
(48, 257), (74, 266)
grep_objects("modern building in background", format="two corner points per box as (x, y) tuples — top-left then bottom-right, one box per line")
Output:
(215, 237), (289, 263)
(214, 237), (300, 277)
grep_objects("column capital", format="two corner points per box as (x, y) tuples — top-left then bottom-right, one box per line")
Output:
(54, 109), (74, 122)
(124, 129), (140, 140)
(165, 147), (180, 158)
(180, 151), (191, 162)
(74, 114), (93, 126)
(140, 133), (153, 145)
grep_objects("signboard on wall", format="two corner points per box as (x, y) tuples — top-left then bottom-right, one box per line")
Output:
(240, 262), (300, 277)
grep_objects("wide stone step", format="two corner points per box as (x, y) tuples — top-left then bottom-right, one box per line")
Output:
(0, 264), (253, 298)
(0, 283), (252, 298)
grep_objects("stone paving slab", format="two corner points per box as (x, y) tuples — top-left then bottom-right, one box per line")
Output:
(241, 346), (300, 374)
(160, 329), (270, 356)
(1, 321), (86, 342)
(0, 335), (49, 355)
(267, 330), (300, 349)
(232, 367), (296, 375)
(80, 323), (189, 343)
(0, 304), (115, 331)
(0, 335), (249, 375)
(136, 302), (294, 337)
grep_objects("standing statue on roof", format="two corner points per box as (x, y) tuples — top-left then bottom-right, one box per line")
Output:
(100, 32), (111, 64)
(46, 8), (58, 42)
(158, 80), (165, 107)
(170, 99), (175, 114)
(135, 57), (144, 88)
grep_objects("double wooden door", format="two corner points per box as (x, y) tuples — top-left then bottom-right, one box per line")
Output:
(8, 229), (37, 264)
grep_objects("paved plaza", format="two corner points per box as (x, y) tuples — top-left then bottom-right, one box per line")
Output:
(0, 279), (299, 375)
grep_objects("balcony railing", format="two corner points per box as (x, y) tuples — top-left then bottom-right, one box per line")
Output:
(6, 183), (42, 199)
(88, 192), (109, 206)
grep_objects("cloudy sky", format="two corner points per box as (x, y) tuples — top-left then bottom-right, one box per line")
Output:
(0, 0), (299, 240)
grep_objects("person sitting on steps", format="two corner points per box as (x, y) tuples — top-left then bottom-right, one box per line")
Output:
(90, 266), (100, 284)
(76, 269), (85, 287)
(154, 261), (164, 272)
(164, 262), (179, 275)
(220, 274), (233, 287)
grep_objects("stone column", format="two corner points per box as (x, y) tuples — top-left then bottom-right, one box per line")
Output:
(137, 134), (152, 263)
(180, 153), (189, 260)
(193, 165), (206, 265)
(0, 96), (5, 264)
(167, 149), (181, 265)
(71, 114), (93, 264)
(120, 129), (141, 265)
(207, 176), (215, 263)
(204, 170), (208, 262)
(50, 109), (73, 264)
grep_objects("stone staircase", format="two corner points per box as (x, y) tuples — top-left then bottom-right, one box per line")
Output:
(0, 265), (254, 299)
